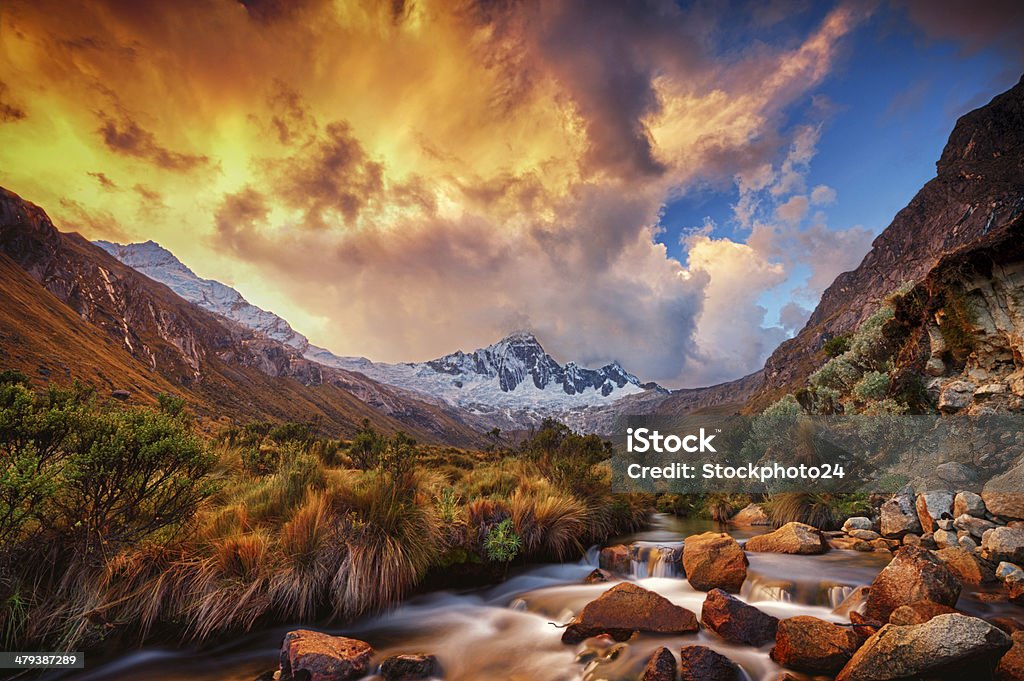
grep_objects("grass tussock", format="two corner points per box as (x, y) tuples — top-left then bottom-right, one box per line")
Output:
(1, 389), (652, 654)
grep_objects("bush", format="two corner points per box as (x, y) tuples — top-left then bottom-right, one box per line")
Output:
(484, 518), (521, 563)
(822, 334), (851, 358)
(852, 371), (890, 402)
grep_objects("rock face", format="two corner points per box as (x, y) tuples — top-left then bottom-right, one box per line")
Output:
(770, 616), (860, 674)
(744, 522), (828, 555)
(864, 546), (961, 621)
(916, 491), (954, 533)
(880, 488), (923, 538)
(682, 532), (748, 592)
(379, 654), (438, 681)
(279, 630), (373, 681)
(640, 647), (677, 681)
(700, 588), (778, 646)
(836, 614), (1012, 681)
(747, 75), (1024, 410)
(983, 527), (1024, 564)
(677, 645), (741, 681)
(561, 582), (699, 643)
(935, 546), (995, 584)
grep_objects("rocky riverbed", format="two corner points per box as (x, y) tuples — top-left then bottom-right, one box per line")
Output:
(52, 508), (1024, 681)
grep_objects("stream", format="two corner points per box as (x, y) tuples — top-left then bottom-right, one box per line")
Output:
(48, 515), (1021, 681)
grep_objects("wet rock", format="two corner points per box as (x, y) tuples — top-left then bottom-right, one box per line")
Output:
(598, 544), (631, 575)
(833, 585), (870, 617)
(830, 536), (873, 552)
(379, 654), (438, 681)
(770, 616), (860, 674)
(864, 546), (961, 621)
(880, 487), (922, 538)
(584, 568), (611, 584)
(843, 517), (874, 533)
(955, 491), (987, 518)
(935, 546), (995, 584)
(983, 527), (1024, 564)
(279, 630), (373, 681)
(700, 588), (778, 646)
(954, 513), (996, 539)
(731, 503), (770, 526)
(640, 646), (676, 681)
(849, 611), (882, 642)
(836, 614), (1011, 681)
(916, 491), (954, 534)
(888, 600), (959, 625)
(560, 582), (698, 644)
(744, 522), (828, 555)
(997, 631), (1024, 681)
(683, 532), (748, 592)
(678, 645), (741, 681)
(998, 561), (1024, 582)
(847, 529), (880, 541)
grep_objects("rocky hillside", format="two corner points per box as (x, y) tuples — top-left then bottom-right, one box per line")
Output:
(0, 187), (482, 444)
(749, 75), (1024, 411)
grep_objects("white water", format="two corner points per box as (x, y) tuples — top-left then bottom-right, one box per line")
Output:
(49, 515), (1012, 681)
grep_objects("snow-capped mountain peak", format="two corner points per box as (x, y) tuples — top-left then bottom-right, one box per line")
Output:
(95, 240), (309, 351)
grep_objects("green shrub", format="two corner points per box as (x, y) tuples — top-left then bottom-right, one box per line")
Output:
(822, 334), (851, 358)
(484, 518), (521, 563)
(852, 371), (890, 402)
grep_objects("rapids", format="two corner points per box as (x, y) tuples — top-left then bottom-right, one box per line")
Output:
(47, 515), (1017, 681)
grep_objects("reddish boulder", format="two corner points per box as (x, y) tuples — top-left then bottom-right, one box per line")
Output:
(700, 588), (778, 646)
(640, 646), (677, 681)
(599, 544), (631, 574)
(997, 631), (1024, 681)
(864, 546), (961, 621)
(744, 522), (828, 555)
(561, 582), (699, 643)
(935, 546), (995, 584)
(683, 532), (748, 592)
(379, 654), (438, 681)
(279, 630), (373, 681)
(770, 616), (860, 674)
(678, 645), (741, 681)
(849, 611), (882, 643)
(584, 568), (611, 584)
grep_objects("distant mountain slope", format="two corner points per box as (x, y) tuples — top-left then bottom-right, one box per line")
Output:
(0, 187), (482, 444)
(748, 74), (1024, 410)
(95, 240), (309, 351)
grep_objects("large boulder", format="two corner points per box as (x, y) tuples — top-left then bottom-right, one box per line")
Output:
(954, 491), (986, 518)
(731, 503), (770, 526)
(744, 522), (828, 555)
(983, 463), (1024, 520)
(379, 654), (438, 681)
(700, 588), (778, 646)
(770, 616), (860, 674)
(279, 630), (373, 681)
(864, 546), (961, 621)
(935, 546), (995, 584)
(682, 532), (748, 592)
(561, 582), (699, 643)
(599, 544), (631, 575)
(997, 631), (1024, 681)
(888, 600), (959, 625)
(880, 487), (922, 538)
(677, 645), (741, 681)
(836, 614), (1011, 681)
(983, 527), (1024, 564)
(640, 647), (677, 681)
(916, 491), (954, 534)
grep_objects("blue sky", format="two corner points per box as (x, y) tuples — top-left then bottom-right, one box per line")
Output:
(657, 0), (1022, 333)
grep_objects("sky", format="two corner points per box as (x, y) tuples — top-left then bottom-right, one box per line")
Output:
(1, 0), (1022, 388)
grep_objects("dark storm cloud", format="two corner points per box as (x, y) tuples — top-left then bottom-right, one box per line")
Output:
(901, 0), (1024, 63)
(96, 111), (209, 171)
